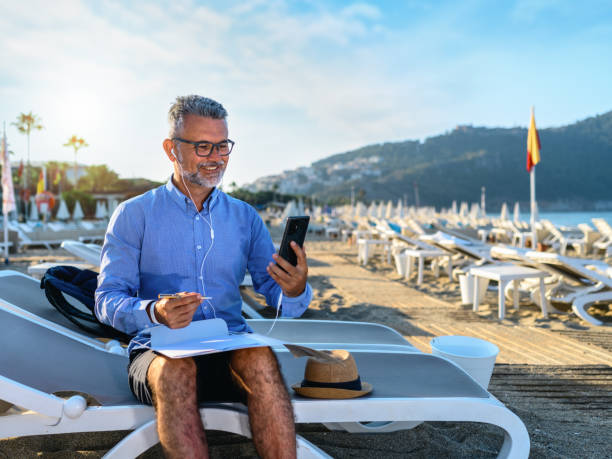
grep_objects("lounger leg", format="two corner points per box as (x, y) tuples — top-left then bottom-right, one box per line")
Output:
(538, 278), (548, 318)
(405, 256), (413, 280)
(323, 420), (422, 433)
(417, 256), (424, 285)
(498, 280), (507, 320)
(433, 259), (440, 278)
(472, 275), (480, 312)
(447, 255), (452, 280)
(513, 280), (519, 310)
(104, 407), (330, 459)
(572, 292), (608, 326)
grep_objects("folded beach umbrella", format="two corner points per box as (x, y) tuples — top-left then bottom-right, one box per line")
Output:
(500, 202), (509, 221)
(28, 197), (39, 221)
(451, 200), (458, 215)
(459, 202), (468, 217)
(377, 201), (385, 219)
(55, 199), (70, 221)
(280, 200), (297, 220)
(395, 199), (403, 218)
(367, 202), (376, 218)
(297, 198), (305, 216)
(72, 201), (84, 221)
(99, 201), (109, 219)
(356, 202), (366, 217)
(385, 200), (394, 219)
(513, 202), (520, 222)
(108, 199), (119, 216)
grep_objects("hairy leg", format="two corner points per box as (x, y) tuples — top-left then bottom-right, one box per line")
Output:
(148, 355), (208, 459)
(231, 347), (296, 459)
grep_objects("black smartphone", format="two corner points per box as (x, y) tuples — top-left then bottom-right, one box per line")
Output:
(278, 216), (310, 267)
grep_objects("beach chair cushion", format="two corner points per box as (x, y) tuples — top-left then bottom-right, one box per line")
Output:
(41, 266), (132, 343)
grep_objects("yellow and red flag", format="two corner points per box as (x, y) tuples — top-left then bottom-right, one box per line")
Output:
(36, 169), (45, 194)
(526, 108), (541, 172)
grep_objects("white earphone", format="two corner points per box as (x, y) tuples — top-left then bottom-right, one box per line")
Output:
(171, 144), (216, 317)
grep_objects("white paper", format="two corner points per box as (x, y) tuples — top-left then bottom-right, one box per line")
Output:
(151, 318), (228, 348)
(149, 319), (286, 359)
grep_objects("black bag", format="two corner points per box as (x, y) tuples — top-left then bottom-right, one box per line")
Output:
(40, 265), (132, 343)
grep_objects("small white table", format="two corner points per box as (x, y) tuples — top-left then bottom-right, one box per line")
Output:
(469, 265), (549, 320)
(403, 249), (452, 285)
(357, 238), (391, 266)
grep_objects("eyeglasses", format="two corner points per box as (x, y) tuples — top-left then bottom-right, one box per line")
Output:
(172, 137), (235, 157)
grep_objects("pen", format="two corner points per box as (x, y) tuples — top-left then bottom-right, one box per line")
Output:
(158, 293), (212, 300)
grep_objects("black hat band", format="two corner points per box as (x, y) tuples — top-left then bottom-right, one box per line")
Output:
(301, 376), (362, 391)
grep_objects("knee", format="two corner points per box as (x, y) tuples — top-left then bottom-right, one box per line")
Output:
(148, 356), (196, 394)
(232, 347), (279, 381)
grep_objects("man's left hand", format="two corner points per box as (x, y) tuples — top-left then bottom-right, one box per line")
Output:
(267, 241), (308, 297)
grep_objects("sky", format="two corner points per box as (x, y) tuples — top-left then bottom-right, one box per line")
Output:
(1, 0), (611, 187)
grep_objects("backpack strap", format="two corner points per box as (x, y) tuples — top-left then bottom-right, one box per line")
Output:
(41, 266), (132, 343)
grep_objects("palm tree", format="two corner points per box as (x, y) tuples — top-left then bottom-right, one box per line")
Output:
(63, 135), (89, 186)
(12, 111), (43, 193)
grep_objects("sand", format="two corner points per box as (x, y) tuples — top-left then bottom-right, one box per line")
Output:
(1, 240), (611, 458)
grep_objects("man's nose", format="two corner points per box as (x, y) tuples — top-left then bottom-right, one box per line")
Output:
(208, 145), (223, 160)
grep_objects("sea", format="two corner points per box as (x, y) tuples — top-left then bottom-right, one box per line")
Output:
(489, 211), (612, 228)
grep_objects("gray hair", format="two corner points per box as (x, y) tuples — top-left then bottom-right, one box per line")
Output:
(168, 95), (228, 138)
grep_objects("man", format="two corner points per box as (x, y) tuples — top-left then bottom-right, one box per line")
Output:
(95, 95), (311, 458)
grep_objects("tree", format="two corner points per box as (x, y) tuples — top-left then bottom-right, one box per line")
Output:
(12, 111), (43, 209)
(63, 135), (89, 186)
(77, 164), (119, 192)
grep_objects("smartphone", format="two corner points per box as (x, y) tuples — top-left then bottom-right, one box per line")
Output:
(278, 216), (310, 267)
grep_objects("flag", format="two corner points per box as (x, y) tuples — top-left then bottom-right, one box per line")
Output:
(36, 169), (45, 194)
(1, 129), (16, 215)
(53, 170), (61, 185)
(526, 108), (541, 172)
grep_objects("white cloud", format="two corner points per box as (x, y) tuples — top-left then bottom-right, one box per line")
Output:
(0, 0), (610, 187)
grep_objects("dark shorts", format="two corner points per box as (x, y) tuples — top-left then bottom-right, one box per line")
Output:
(128, 349), (247, 406)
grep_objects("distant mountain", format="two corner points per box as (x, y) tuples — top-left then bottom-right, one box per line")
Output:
(246, 110), (612, 210)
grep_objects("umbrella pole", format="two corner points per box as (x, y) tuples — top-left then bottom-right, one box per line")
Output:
(530, 168), (537, 249)
(3, 213), (8, 264)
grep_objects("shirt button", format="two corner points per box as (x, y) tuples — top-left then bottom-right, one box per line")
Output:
(195, 216), (200, 220)
(199, 276), (203, 280)
(197, 245), (202, 250)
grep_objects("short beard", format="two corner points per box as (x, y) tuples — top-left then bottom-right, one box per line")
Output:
(182, 164), (225, 188)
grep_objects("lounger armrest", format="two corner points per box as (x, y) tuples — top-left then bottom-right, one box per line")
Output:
(0, 375), (63, 423)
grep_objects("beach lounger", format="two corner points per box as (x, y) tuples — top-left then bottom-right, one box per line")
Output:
(0, 307), (529, 458)
(525, 251), (612, 326)
(60, 240), (103, 265)
(490, 247), (611, 325)
(0, 270), (418, 355)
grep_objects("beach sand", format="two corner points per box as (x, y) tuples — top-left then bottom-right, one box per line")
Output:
(1, 240), (610, 458)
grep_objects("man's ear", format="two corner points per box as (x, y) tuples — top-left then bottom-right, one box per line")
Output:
(163, 139), (176, 162)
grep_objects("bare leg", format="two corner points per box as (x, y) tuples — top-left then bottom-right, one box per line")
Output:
(231, 347), (296, 459)
(148, 355), (208, 459)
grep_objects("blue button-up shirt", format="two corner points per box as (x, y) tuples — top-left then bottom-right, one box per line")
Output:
(95, 178), (312, 354)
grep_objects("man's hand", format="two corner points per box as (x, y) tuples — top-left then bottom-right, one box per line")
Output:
(151, 292), (202, 329)
(267, 241), (308, 297)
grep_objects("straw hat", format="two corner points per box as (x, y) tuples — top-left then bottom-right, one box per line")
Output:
(291, 350), (372, 399)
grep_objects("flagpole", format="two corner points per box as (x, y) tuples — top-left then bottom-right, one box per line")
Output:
(2, 123), (10, 263)
(530, 167), (537, 249)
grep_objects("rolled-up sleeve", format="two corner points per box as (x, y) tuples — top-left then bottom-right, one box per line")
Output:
(95, 203), (155, 334)
(247, 211), (312, 318)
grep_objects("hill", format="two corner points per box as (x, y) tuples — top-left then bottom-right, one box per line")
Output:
(246, 110), (612, 210)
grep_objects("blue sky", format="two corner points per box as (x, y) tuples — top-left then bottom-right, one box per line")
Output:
(0, 0), (611, 186)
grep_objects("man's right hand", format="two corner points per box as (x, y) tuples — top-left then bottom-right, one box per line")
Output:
(151, 292), (202, 328)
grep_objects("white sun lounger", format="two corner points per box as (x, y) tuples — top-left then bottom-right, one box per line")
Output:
(0, 307), (529, 458)
(60, 240), (103, 266)
(525, 251), (612, 326)
(0, 270), (418, 355)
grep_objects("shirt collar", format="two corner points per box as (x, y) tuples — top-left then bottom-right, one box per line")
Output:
(164, 176), (220, 214)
